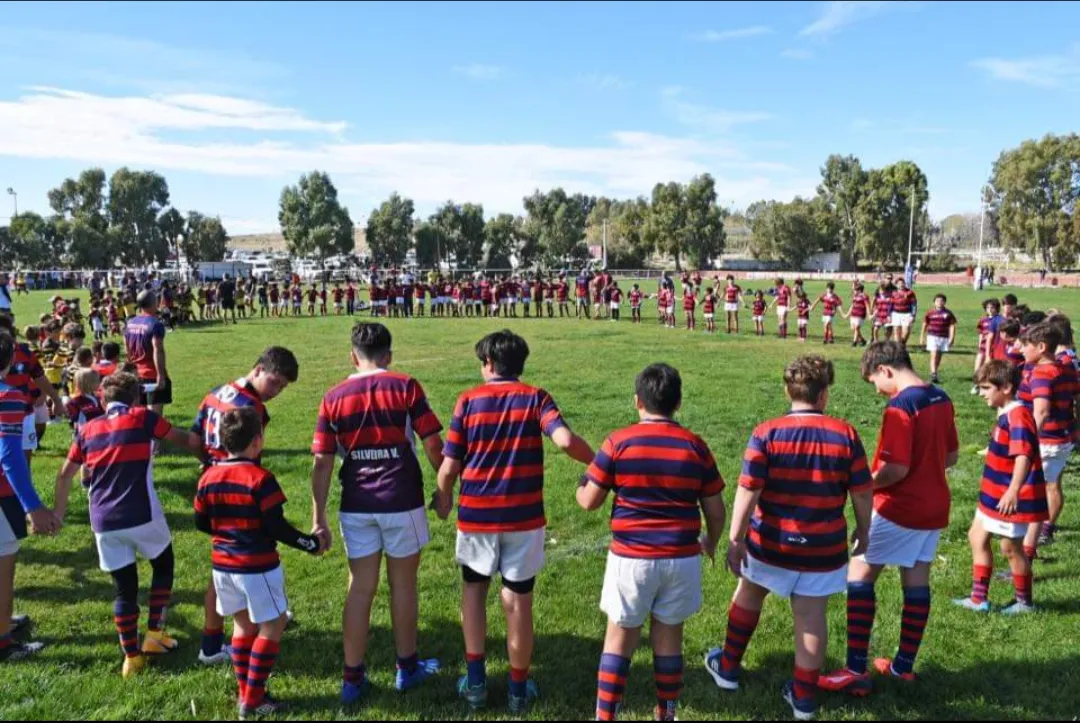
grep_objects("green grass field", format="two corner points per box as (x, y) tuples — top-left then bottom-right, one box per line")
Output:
(4, 283), (1080, 721)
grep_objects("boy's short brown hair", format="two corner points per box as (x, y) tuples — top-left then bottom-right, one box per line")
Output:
(102, 372), (140, 406)
(860, 341), (913, 380)
(219, 407), (263, 456)
(975, 359), (1022, 392)
(75, 347), (94, 368)
(1019, 322), (1063, 353)
(784, 355), (835, 405)
(1046, 313), (1074, 347)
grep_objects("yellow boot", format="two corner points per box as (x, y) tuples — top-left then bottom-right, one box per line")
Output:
(122, 654), (147, 679)
(142, 630), (180, 655)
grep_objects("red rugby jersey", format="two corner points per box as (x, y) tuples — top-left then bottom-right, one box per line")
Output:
(891, 289), (917, 314)
(740, 411), (871, 572)
(0, 382), (32, 507)
(753, 300), (766, 316)
(776, 285), (791, 307)
(7, 343), (43, 402)
(872, 385), (958, 530)
(195, 458), (288, 574)
(796, 300), (811, 320)
(629, 290), (642, 307)
(312, 370), (442, 514)
(443, 378), (567, 533)
(703, 294), (716, 314)
(583, 420), (723, 559)
(819, 293), (843, 316)
(850, 292), (869, 319)
(979, 403), (1047, 524)
(725, 285), (742, 303)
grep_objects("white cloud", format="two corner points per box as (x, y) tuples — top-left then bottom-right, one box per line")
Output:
(693, 26), (773, 42)
(799, 1), (909, 37)
(0, 86), (812, 230)
(780, 48), (814, 61)
(452, 64), (505, 80)
(663, 92), (774, 134)
(578, 73), (632, 90)
(972, 46), (1080, 89)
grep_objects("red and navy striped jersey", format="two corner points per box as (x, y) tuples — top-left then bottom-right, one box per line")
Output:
(850, 292), (869, 319)
(312, 370), (442, 514)
(977, 316), (991, 336)
(194, 458), (288, 574)
(576, 275), (590, 297)
(7, 343), (43, 401)
(683, 294), (696, 311)
(192, 379), (270, 463)
(703, 294), (716, 313)
(65, 394), (103, 434)
(629, 290), (643, 307)
(777, 285), (791, 306)
(124, 314), (165, 381)
(819, 293), (843, 316)
(740, 411), (871, 572)
(872, 385), (958, 530)
(725, 285), (742, 303)
(1019, 361), (1075, 445)
(557, 282), (569, 301)
(753, 300), (767, 316)
(979, 403), (1047, 523)
(68, 404), (173, 532)
(584, 420), (723, 559)
(0, 382), (31, 503)
(797, 300), (811, 319)
(874, 295), (892, 322)
(610, 288), (623, 303)
(443, 378), (567, 533)
(924, 308), (957, 338)
(891, 289), (917, 314)
(93, 360), (118, 378)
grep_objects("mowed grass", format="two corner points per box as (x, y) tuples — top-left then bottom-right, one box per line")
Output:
(4, 282), (1080, 721)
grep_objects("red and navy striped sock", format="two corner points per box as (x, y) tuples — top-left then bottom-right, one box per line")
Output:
(793, 666), (819, 707)
(720, 603), (761, 675)
(113, 600), (141, 658)
(509, 666), (529, 699)
(654, 655), (683, 721)
(466, 653), (486, 687)
(147, 587), (170, 632)
(1013, 573), (1033, 605)
(846, 582), (876, 675)
(230, 635), (255, 703)
(893, 586), (930, 676)
(972, 564), (992, 604)
(596, 653), (630, 721)
(245, 637), (280, 708)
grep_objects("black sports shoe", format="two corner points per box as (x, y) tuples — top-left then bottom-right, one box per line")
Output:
(239, 694), (287, 720)
(0, 641), (45, 662)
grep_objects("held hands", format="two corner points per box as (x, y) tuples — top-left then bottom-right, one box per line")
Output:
(430, 490), (453, 521)
(311, 524), (332, 554)
(28, 507), (62, 536)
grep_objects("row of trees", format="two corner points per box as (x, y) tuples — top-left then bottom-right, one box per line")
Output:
(0, 168), (229, 270)
(6, 133), (1078, 271)
(280, 173), (728, 271)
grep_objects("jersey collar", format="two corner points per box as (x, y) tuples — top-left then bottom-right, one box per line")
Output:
(999, 400), (1024, 418)
(350, 368), (388, 379)
(106, 402), (130, 413)
(488, 376), (519, 384)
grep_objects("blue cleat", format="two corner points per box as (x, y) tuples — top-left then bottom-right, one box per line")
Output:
(508, 679), (539, 716)
(395, 658), (440, 692)
(457, 675), (488, 711)
(341, 678), (371, 706)
(704, 648), (739, 691)
(782, 680), (817, 721)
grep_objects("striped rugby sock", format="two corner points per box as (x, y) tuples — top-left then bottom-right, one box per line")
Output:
(846, 582), (876, 675)
(972, 564), (992, 604)
(596, 653), (630, 721)
(893, 587), (931, 676)
(654, 655), (683, 720)
(113, 600), (141, 658)
(1013, 573), (1033, 605)
(720, 603), (761, 675)
(230, 635), (255, 703)
(147, 587), (170, 632)
(245, 637), (280, 708)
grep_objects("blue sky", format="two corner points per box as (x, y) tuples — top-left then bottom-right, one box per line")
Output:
(1, 0), (1078, 234)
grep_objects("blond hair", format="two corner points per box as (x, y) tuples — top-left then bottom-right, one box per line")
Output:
(73, 368), (101, 397)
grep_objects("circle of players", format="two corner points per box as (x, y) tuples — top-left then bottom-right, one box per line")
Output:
(0, 283), (1074, 722)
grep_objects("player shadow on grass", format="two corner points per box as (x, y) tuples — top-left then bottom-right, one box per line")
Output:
(248, 617), (608, 719)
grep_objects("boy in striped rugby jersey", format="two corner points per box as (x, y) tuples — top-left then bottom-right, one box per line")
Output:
(577, 363), (727, 721)
(309, 324), (445, 703)
(1018, 322), (1073, 553)
(706, 356), (872, 721)
(1041, 314), (1080, 545)
(196, 408), (325, 719)
(0, 332), (60, 664)
(53, 373), (203, 679)
(435, 330), (594, 715)
(955, 361), (1045, 616)
(821, 342), (958, 696)
(920, 294), (957, 385)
